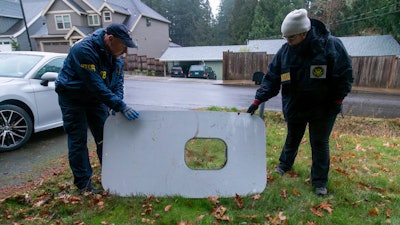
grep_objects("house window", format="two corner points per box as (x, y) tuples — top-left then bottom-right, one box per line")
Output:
(88, 14), (100, 26)
(146, 18), (151, 27)
(103, 11), (112, 22)
(55, 15), (71, 30)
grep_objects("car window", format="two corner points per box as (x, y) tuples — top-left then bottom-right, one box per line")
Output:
(0, 54), (43, 78)
(35, 57), (65, 79)
(190, 65), (204, 70)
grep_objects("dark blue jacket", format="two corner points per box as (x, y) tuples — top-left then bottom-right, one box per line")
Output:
(255, 19), (353, 121)
(56, 28), (126, 111)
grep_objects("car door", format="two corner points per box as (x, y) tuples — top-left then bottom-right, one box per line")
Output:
(31, 57), (65, 131)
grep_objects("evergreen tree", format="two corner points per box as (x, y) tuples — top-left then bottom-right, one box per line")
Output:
(142, 0), (214, 46)
(141, 0), (168, 14)
(249, 0), (308, 40)
(192, 0), (214, 45)
(214, 0), (236, 45)
(142, 0), (400, 45)
(328, 0), (400, 41)
(228, 0), (258, 44)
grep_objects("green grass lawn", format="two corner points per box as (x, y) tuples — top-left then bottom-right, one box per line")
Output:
(1, 109), (399, 225)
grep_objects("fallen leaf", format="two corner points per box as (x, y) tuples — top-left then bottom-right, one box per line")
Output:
(292, 189), (301, 196)
(310, 207), (324, 217)
(164, 205), (172, 212)
(251, 194), (261, 208)
(234, 194), (243, 208)
(68, 196), (81, 202)
(211, 206), (229, 221)
(369, 208), (379, 216)
(317, 203), (333, 214)
(310, 202), (334, 217)
(380, 167), (389, 172)
(141, 218), (155, 224)
(196, 215), (205, 221)
(281, 188), (288, 199)
(383, 142), (398, 148)
(306, 222), (318, 225)
(207, 196), (219, 205)
(141, 203), (153, 215)
(385, 209), (392, 217)
(267, 211), (288, 225)
(252, 194), (261, 200)
(334, 167), (349, 175)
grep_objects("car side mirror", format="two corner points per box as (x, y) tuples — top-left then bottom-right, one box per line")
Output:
(40, 72), (58, 86)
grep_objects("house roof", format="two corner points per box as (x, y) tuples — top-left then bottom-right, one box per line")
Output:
(248, 35), (400, 57)
(86, 0), (170, 27)
(160, 45), (247, 62)
(160, 35), (400, 62)
(339, 35), (400, 57)
(0, 0), (50, 37)
(0, 0), (23, 19)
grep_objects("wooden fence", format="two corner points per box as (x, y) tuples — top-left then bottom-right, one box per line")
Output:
(351, 56), (400, 88)
(124, 54), (165, 76)
(223, 51), (400, 89)
(222, 51), (269, 80)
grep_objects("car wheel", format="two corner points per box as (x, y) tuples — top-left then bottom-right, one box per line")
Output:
(0, 104), (33, 152)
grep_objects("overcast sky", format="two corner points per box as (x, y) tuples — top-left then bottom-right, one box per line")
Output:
(209, 0), (221, 16)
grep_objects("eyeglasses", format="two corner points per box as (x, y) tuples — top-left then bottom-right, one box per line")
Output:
(282, 34), (299, 40)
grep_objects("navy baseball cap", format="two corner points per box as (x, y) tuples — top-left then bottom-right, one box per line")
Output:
(106, 23), (137, 48)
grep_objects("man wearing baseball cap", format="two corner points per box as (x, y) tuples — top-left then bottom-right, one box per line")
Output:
(247, 9), (353, 196)
(105, 23), (137, 48)
(56, 23), (139, 194)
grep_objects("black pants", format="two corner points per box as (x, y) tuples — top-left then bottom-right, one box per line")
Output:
(278, 114), (337, 188)
(58, 92), (108, 189)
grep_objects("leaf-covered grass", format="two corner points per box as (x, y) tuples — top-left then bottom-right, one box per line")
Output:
(185, 138), (227, 170)
(0, 108), (399, 225)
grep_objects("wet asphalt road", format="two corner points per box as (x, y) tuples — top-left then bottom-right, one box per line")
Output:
(1, 77), (399, 189)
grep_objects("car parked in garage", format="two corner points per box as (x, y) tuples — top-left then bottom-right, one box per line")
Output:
(187, 65), (216, 80)
(170, 66), (185, 78)
(0, 51), (66, 152)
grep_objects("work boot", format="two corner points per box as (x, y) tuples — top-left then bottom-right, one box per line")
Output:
(274, 167), (286, 176)
(79, 182), (101, 195)
(315, 187), (327, 196)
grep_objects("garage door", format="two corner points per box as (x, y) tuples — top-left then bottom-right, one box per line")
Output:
(42, 42), (70, 53)
(0, 41), (12, 52)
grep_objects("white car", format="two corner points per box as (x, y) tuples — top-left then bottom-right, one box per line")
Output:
(0, 51), (66, 152)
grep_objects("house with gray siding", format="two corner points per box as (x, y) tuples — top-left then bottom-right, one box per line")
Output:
(36, 0), (170, 58)
(0, 0), (170, 59)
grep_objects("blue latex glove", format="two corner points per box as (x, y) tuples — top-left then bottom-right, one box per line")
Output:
(122, 106), (140, 120)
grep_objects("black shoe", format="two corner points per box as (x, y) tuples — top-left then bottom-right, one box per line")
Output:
(79, 183), (101, 195)
(315, 187), (327, 196)
(274, 167), (286, 176)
